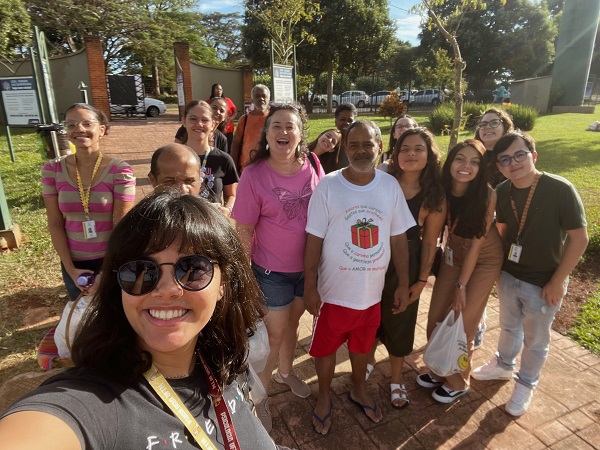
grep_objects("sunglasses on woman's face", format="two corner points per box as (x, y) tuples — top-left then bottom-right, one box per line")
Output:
(116, 255), (219, 296)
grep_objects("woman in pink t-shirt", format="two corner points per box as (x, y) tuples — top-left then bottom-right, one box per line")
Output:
(232, 104), (324, 432)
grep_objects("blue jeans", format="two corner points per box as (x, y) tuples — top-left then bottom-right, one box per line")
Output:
(495, 271), (567, 389)
(251, 263), (304, 311)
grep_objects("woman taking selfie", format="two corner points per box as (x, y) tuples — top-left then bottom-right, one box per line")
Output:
(0, 192), (275, 449)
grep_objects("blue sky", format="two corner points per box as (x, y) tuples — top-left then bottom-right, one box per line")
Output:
(198, 1), (423, 46)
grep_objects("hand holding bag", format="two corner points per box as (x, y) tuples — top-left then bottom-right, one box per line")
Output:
(423, 310), (469, 377)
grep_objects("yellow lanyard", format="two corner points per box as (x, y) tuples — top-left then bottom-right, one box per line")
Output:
(144, 365), (218, 450)
(75, 153), (103, 218)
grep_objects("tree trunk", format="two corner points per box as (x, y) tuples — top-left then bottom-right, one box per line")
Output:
(428, 8), (464, 150)
(327, 60), (334, 114)
(151, 60), (161, 96)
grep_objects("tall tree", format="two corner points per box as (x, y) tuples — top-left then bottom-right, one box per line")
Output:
(301, 0), (395, 111)
(0, 0), (31, 60)
(25, 0), (218, 94)
(419, 0), (557, 91)
(202, 12), (245, 64)
(244, 0), (319, 65)
(413, 0), (512, 149)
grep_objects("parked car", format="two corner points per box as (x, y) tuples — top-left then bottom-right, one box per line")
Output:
(369, 90), (391, 107)
(333, 90), (369, 108)
(312, 93), (340, 106)
(409, 88), (445, 105)
(397, 89), (418, 104)
(110, 98), (167, 117)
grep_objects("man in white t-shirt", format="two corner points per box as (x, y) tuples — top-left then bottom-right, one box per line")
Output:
(304, 120), (415, 435)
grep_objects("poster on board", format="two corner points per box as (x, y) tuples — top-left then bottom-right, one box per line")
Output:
(272, 64), (294, 103)
(0, 77), (42, 126)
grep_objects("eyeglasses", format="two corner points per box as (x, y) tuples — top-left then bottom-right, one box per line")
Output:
(116, 255), (219, 296)
(63, 120), (100, 132)
(477, 119), (502, 129)
(497, 150), (531, 167)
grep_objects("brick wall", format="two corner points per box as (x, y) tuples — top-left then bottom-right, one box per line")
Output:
(84, 36), (110, 121)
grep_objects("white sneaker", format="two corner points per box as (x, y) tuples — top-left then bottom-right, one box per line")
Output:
(472, 358), (513, 381)
(505, 383), (533, 416)
(255, 397), (272, 432)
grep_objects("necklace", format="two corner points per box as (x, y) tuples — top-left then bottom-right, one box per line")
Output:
(164, 354), (196, 379)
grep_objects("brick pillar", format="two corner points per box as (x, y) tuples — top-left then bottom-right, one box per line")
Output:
(174, 42), (193, 121)
(83, 36), (110, 121)
(241, 66), (254, 113)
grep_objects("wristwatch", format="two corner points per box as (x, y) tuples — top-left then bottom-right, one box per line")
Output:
(456, 282), (466, 290)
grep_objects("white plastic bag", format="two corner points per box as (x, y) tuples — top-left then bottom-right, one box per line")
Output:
(248, 320), (270, 373)
(423, 310), (469, 377)
(54, 295), (90, 358)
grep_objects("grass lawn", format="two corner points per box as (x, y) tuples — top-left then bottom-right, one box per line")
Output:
(0, 110), (598, 383)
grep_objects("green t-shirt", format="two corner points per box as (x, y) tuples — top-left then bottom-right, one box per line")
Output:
(496, 172), (587, 288)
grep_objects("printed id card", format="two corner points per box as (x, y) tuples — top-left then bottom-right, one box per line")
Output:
(83, 220), (97, 239)
(445, 247), (454, 267)
(508, 243), (522, 263)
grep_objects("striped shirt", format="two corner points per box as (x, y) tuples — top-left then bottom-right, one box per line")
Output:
(41, 157), (136, 261)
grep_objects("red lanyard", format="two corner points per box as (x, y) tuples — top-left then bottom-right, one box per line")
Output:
(197, 351), (241, 450)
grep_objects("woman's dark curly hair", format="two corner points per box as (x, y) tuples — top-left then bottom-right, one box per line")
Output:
(441, 139), (490, 238)
(249, 103), (309, 164)
(388, 128), (444, 213)
(71, 191), (265, 388)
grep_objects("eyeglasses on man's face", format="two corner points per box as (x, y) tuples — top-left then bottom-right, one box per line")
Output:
(497, 149), (531, 167)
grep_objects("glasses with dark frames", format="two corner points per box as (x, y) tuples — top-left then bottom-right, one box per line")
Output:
(115, 255), (219, 296)
(497, 150), (531, 167)
(477, 119), (502, 129)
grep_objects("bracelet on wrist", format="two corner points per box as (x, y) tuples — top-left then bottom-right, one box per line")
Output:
(418, 278), (428, 283)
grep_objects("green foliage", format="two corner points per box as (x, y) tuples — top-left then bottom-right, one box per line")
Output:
(461, 101), (488, 122)
(415, 48), (454, 89)
(418, 0), (557, 91)
(504, 104), (538, 131)
(154, 94), (178, 104)
(0, 0), (31, 56)
(355, 76), (389, 93)
(378, 91), (407, 121)
(569, 289), (600, 355)
(428, 102), (455, 133)
(25, 0), (218, 94)
(201, 12), (244, 64)
(244, 0), (320, 65)
(253, 74), (271, 90)
(312, 72), (352, 94)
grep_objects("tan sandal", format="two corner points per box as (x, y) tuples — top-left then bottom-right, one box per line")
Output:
(391, 383), (410, 409)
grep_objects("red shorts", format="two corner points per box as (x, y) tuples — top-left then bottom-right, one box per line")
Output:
(309, 302), (380, 357)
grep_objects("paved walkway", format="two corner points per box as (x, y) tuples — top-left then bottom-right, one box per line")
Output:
(41, 119), (600, 448)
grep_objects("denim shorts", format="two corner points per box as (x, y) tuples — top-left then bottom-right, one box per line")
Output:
(251, 262), (304, 311)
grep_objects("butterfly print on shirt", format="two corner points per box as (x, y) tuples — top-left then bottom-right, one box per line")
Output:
(273, 180), (312, 222)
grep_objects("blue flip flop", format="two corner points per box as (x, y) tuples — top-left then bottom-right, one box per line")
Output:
(312, 402), (332, 435)
(347, 392), (381, 423)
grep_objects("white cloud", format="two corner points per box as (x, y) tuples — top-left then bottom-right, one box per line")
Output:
(394, 15), (422, 46)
